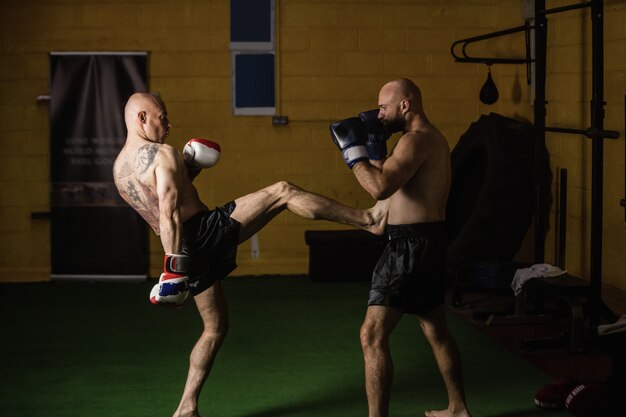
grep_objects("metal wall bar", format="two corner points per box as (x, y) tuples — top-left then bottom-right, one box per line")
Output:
(533, 0), (547, 264)
(557, 168), (568, 269)
(450, 24), (533, 65)
(623, 95), (626, 221)
(589, 0), (605, 324)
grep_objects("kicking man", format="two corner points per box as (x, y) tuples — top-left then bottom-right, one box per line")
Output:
(113, 92), (389, 417)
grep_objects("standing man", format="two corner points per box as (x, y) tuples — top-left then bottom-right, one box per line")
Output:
(113, 92), (388, 417)
(330, 78), (471, 417)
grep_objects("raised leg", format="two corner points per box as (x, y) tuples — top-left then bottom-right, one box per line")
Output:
(230, 181), (388, 243)
(419, 306), (471, 417)
(360, 305), (403, 417)
(173, 281), (229, 417)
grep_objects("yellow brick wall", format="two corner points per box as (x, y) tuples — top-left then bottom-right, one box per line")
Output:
(0, 1), (624, 311)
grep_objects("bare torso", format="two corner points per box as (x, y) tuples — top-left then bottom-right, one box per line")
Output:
(387, 127), (451, 225)
(113, 140), (207, 235)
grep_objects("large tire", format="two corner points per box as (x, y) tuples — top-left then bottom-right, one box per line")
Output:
(446, 113), (552, 271)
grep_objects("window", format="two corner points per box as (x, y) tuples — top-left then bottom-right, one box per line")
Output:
(230, 0), (276, 115)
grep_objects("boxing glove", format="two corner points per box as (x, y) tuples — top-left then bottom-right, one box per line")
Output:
(183, 138), (221, 169)
(150, 253), (190, 307)
(329, 117), (369, 168)
(565, 382), (611, 417)
(359, 109), (390, 160)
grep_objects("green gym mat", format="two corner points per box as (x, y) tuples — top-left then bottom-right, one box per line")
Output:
(1, 276), (568, 417)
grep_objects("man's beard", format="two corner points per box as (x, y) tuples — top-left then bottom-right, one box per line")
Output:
(382, 117), (404, 134)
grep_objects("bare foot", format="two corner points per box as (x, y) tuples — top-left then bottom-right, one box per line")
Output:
(173, 412), (200, 417)
(424, 408), (471, 417)
(173, 407), (201, 417)
(365, 199), (390, 235)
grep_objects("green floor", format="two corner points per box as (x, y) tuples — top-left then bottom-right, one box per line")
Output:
(1, 276), (568, 417)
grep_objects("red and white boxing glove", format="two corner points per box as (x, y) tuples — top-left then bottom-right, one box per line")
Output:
(150, 254), (190, 308)
(183, 138), (221, 169)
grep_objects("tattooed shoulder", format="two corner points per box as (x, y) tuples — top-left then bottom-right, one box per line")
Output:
(137, 144), (159, 174)
(113, 144), (162, 233)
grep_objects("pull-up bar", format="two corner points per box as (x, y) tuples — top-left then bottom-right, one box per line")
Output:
(540, 1), (592, 15)
(544, 126), (619, 140)
(450, 23), (532, 65)
(451, 0), (594, 66)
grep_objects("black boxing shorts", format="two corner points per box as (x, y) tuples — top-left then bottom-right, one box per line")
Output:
(368, 222), (447, 315)
(182, 201), (241, 296)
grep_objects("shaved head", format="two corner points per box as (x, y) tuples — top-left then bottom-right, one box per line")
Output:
(124, 92), (170, 143)
(381, 78), (423, 111)
(125, 92), (164, 126)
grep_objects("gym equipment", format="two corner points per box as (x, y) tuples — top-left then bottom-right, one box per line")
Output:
(479, 66), (498, 105)
(446, 113), (550, 307)
(304, 230), (385, 282)
(450, 0), (621, 337)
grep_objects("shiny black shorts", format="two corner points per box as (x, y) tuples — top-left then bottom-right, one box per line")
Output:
(182, 201), (241, 296)
(368, 222), (447, 314)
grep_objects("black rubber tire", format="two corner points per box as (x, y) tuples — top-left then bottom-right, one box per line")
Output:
(446, 113), (552, 269)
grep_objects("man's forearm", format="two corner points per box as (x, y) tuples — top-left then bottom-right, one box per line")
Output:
(160, 214), (182, 254)
(352, 162), (387, 200)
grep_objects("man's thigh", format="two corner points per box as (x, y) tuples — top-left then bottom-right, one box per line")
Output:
(230, 183), (285, 243)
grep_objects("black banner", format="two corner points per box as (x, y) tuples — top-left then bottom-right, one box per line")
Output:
(50, 53), (149, 280)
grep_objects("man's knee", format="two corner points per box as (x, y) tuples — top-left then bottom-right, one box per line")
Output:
(199, 304), (230, 344)
(203, 319), (229, 345)
(360, 322), (384, 350)
(273, 180), (297, 195)
(215, 323), (229, 344)
(269, 180), (301, 202)
(420, 317), (452, 347)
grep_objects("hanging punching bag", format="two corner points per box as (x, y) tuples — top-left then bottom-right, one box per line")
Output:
(480, 66), (499, 105)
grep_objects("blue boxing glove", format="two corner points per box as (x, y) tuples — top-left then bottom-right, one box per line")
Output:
(150, 253), (190, 308)
(329, 117), (369, 168)
(359, 109), (391, 160)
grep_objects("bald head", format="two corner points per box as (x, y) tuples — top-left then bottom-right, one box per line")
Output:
(124, 92), (171, 143)
(380, 78), (423, 113)
(124, 93), (163, 126)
